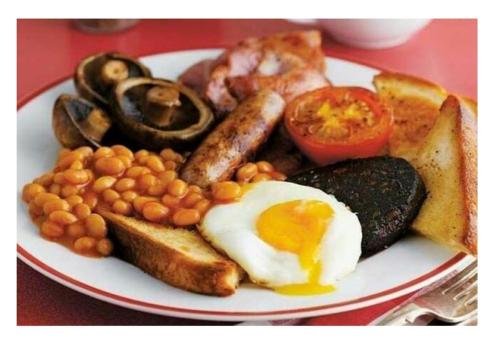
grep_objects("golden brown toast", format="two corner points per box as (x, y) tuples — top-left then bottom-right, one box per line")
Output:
(411, 95), (477, 255)
(373, 72), (448, 163)
(98, 209), (245, 296)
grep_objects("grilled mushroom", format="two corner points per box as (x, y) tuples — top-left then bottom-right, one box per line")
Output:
(111, 78), (214, 150)
(74, 52), (151, 110)
(52, 94), (112, 148)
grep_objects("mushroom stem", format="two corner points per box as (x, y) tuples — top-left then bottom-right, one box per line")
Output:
(144, 86), (182, 128)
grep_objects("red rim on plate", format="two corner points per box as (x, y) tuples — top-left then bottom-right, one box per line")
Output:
(17, 51), (471, 321)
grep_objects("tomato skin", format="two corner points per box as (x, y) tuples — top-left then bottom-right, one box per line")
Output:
(284, 87), (393, 165)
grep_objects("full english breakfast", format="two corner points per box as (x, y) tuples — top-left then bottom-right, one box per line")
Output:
(20, 30), (477, 297)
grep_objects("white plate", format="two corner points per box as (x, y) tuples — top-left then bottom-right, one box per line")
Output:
(17, 49), (472, 321)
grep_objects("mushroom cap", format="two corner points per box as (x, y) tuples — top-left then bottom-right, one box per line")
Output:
(74, 52), (152, 110)
(52, 94), (112, 149)
(111, 77), (215, 151)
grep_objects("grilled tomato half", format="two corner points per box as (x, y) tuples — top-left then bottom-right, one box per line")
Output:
(284, 86), (393, 165)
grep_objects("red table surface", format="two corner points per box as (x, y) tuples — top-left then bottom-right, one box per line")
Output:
(17, 19), (477, 326)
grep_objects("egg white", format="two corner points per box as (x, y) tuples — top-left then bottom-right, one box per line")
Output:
(199, 181), (362, 288)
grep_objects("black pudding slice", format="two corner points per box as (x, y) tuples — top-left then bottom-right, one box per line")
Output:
(288, 156), (426, 257)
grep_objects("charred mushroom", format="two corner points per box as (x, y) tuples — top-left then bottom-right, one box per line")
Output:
(110, 77), (214, 150)
(53, 94), (112, 148)
(74, 52), (151, 109)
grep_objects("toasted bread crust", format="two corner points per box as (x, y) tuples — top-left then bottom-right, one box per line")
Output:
(373, 72), (448, 162)
(454, 96), (477, 254)
(99, 209), (244, 296)
(412, 95), (477, 255)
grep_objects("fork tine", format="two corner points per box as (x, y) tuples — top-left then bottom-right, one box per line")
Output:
(442, 261), (477, 295)
(465, 294), (478, 307)
(453, 280), (477, 301)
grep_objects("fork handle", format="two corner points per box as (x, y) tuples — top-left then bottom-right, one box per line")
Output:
(375, 303), (429, 326)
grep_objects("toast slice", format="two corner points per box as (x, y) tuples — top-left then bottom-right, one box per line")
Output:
(98, 209), (245, 296)
(373, 72), (448, 163)
(411, 95), (477, 255)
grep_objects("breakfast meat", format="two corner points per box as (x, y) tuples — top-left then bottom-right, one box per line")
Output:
(411, 95), (477, 255)
(101, 209), (244, 296)
(178, 30), (330, 117)
(180, 90), (286, 188)
(288, 156), (426, 256)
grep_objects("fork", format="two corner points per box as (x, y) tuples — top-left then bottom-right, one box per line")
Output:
(376, 260), (477, 325)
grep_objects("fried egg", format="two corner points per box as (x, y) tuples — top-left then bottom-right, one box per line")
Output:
(199, 181), (362, 296)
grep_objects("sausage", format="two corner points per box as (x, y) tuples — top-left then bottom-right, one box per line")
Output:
(180, 89), (285, 188)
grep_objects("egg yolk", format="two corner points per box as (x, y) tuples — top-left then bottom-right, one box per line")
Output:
(256, 199), (336, 295)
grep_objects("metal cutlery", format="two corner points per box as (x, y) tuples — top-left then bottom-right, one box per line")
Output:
(376, 260), (477, 325)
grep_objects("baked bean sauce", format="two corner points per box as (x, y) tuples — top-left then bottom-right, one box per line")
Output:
(22, 145), (286, 257)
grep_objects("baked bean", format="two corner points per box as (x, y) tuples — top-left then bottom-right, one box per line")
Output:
(112, 145), (134, 159)
(125, 166), (150, 178)
(74, 236), (97, 253)
(256, 161), (274, 173)
(66, 222), (86, 238)
(96, 238), (113, 256)
(252, 173), (272, 182)
(157, 170), (177, 184)
(163, 160), (177, 171)
(49, 183), (62, 196)
(85, 214), (107, 238)
(182, 192), (204, 208)
(102, 189), (120, 204)
(33, 192), (60, 207)
(82, 191), (98, 210)
(95, 157), (125, 176)
(236, 163), (258, 182)
(121, 190), (138, 203)
(172, 208), (201, 226)
(112, 199), (132, 216)
(133, 196), (158, 213)
(36, 172), (54, 187)
(160, 148), (177, 161)
(147, 183), (167, 197)
(142, 202), (169, 222)
(116, 155), (132, 168)
(57, 151), (83, 170)
(187, 185), (202, 194)
(212, 181), (241, 202)
(93, 176), (117, 193)
(270, 171), (287, 181)
(74, 203), (92, 220)
(134, 149), (149, 160)
(114, 178), (136, 192)
(167, 179), (188, 197)
(61, 184), (79, 198)
(41, 221), (64, 238)
(43, 199), (70, 215)
(146, 155), (165, 173)
(58, 148), (72, 159)
(22, 183), (45, 203)
(63, 169), (89, 185)
(49, 210), (78, 225)
(65, 195), (83, 208)
(85, 169), (95, 182)
(28, 202), (44, 217)
(75, 146), (93, 159)
(94, 147), (114, 160)
(137, 155), (150, 165)
(194, 199), (211, 215)
(161, 194), (181, 208)
(70, 160), (84, 170)
(53, 172), (66, 184)
(33, 215), (46, 227)
(138, 174), (158, 190)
